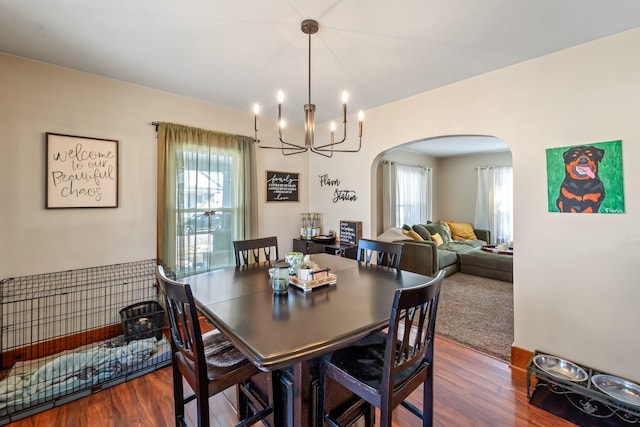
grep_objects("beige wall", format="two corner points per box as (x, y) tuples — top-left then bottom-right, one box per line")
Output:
(2, 27), (640, 382)
(0, 54), (308, 277)
(308, 29), (640, 382)
(438, 150), (513, 223)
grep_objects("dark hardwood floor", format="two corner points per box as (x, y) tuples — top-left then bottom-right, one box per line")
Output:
(6, 336), (572, 427)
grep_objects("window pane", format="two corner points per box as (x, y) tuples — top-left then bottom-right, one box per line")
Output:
(175, 152), (235, 276)
(395, 164), (429, 226)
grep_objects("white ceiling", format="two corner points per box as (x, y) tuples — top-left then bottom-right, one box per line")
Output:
(2, 0), (640, 156)
(399, 135), (510, 157)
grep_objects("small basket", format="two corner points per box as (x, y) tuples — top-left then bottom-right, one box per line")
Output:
(119, 301), (165, 343)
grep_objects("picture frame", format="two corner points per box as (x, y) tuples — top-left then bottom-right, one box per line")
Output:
(546, 140), (624, 214)
(46, 133), (119, 208)
(265, 170), (299, 202)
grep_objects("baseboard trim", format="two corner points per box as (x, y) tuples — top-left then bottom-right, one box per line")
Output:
(511, 345), (533, 370)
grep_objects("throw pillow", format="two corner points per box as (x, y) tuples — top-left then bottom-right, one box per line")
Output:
(376, 227), (412, 242)
(402, 224), (412, 231)
(411, 224), (432, 241)
(425, 221), (452, 243)
(445, 221), (478, 240)
(431, 233), (444, 246)
(402, 229), (424, 241)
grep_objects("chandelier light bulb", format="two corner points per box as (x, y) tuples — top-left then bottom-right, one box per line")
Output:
(277, 90), (284, 104)
(279, 119), (286, 129)
(253, 103), (260, 115)
(330, 122), (336, 132)
(342, 91), (349, 104)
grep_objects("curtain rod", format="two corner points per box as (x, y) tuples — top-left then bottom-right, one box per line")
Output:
(383, 160), (429, 170)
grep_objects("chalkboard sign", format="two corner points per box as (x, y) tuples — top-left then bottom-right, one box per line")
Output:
(340, 220), (362, 245)
(266, 171), (299, 202)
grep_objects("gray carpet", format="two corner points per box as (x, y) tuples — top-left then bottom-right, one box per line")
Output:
(435, 272), (513, 361)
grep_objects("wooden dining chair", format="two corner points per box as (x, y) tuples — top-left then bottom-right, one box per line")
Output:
(356, 238), (404, 270)
(157, 266), (274, 427)
(233, 236), (279, 266)
(321, 269), (446, 427)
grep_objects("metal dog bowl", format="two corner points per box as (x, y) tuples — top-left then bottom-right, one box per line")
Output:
(533, 354), (588, 382)
(592, 374), (640, 407)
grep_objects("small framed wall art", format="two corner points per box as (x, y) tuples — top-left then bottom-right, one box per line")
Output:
(266, 170), (299, 202)
(46, 133), (119, 208)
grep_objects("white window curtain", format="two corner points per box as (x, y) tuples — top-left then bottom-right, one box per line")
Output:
(474, 166), (513, 245)
(382, 161), (432, 230)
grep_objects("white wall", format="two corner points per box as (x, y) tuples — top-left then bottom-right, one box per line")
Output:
(0, 54), (307, 277)
(3, 27), (640, 382)
(438, 151), (513, 222)
(308, 29), (640, 382)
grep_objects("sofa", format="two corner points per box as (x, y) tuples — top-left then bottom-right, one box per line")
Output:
(377, 221), (512, 282)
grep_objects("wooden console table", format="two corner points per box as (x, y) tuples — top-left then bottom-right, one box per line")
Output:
(292, 238), (357, 259)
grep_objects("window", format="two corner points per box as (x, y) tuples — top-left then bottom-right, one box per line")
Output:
(474, 166), (513, 245)
(396, 164), (431, 226)
(382, 161), (432, 229)
(157, 123), (256, 278)
(175, 153), (236, 275)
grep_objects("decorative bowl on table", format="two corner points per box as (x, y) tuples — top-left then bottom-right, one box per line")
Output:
(312, 235), (336, 244)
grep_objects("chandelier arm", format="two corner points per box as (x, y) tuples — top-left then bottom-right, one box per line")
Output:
(309, 145), (334, 158)
(254, 143), (308, 154)
(314, 136), (362, 153)
(278, 134), (306, 150)
(313, 124), (347, 149)
(254, 130), (308, 152)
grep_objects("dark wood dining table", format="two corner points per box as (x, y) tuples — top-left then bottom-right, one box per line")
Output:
(188, 253), (434, 427)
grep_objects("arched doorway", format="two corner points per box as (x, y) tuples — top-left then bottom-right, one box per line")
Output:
(372, 134), (515, 361)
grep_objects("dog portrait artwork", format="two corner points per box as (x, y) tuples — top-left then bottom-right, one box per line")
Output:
(547, 140), (624, 214)
(555, 145), (605, 213)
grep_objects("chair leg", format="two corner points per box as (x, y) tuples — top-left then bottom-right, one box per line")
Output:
(195, 383), (210, 427)
(379, 400), (392, 427)
(235, 374), (275, 427)
(423, 372), (434, 427)
(236, 383), (249, 421)
(172, 363), (185, 427)
(363, 402), (375, 427)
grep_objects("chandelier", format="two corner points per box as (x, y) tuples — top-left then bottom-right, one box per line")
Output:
(252, 19), (363, 157)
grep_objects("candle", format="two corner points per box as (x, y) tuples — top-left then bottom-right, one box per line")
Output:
(253, 103), (259, 131)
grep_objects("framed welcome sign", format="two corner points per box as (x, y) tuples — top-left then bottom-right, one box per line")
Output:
(46, 133), (119, 208)
(546, 140), (624, 214)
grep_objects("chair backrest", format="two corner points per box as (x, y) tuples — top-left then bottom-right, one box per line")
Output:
(382, 269), (445, 395)
(356, 238), (404, 270)
(156, 266), (207, 385)
(233, 236), (279, 266)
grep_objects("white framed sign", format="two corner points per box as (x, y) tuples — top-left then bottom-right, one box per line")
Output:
(46, 133), (119, 208)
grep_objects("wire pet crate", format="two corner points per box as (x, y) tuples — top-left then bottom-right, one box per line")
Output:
(0, 259), (171, 424)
